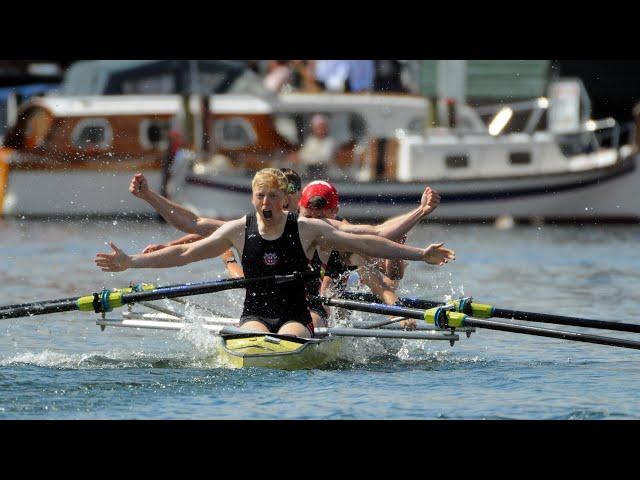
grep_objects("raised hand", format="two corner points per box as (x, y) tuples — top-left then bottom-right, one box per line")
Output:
(420, 187), (441, 215)
(94, 242), (132, 272)
(129, 173), (150, 199)
(421, 242), (455, 266)
(142, 244), (168, 254)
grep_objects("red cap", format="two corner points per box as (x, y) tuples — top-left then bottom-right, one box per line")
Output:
(299, 181), (339, 210)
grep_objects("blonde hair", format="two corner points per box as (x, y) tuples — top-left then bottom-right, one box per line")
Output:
(252, 168), (288, 193)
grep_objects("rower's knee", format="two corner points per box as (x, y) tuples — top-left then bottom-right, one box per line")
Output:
(240, 321), (269, 333)
(278, 322), (312, 338)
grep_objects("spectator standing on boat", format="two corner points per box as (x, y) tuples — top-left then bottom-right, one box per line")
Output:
(374, 60), (406, 93)
(263, 60), (292, 93)
(314, 60), (351, 92)
(289, 60), (322, 92)
(291, 114), (336, 180)
(160, 130), (184, 197)
(347, 60), (375, 92)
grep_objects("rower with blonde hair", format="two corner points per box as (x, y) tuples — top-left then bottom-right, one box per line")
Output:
(97, 168), (455, 338)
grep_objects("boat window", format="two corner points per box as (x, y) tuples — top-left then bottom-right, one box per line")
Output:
(213, 118), (257, 149)
(121, 73), (175, 94)
(509, 152), (531, 165)
(71, 118), (113, 149)
(139, 119), (171, 150)
(445, 154), (469, 168)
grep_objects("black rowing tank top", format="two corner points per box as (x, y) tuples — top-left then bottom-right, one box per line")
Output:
(241, 212), (312, 323)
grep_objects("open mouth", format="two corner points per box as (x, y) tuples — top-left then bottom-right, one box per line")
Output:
(263, 210), (273, 219)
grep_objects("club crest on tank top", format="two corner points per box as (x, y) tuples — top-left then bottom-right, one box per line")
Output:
(263, 252), (278, 266)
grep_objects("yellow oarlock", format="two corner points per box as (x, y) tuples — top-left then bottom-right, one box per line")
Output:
(448, 299), (495, 318)
(423, 307), (467, 329)
(76, 283), (156, 312)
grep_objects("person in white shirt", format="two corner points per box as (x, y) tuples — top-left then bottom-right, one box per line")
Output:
(263, 60), (292, 93)
(293, 114), (336, 179)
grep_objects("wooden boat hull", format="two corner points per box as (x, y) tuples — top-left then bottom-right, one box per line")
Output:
(218, 332), (343, 370)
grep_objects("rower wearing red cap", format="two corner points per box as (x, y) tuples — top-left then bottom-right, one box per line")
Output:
(297, 180), (441, 329)
(127, 170), (442, 329)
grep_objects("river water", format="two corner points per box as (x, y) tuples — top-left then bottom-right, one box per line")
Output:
(1, 218), (640, 419)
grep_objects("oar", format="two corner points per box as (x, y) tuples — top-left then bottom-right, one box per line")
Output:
(340, 292), (640, 334)
(0, 272), (318, 320)
(317, 297), (640, 351)
(361, 316), (413, 329)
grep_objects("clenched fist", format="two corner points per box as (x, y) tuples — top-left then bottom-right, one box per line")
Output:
(420, 187), (441, 215)
(129, 173), (150, 199)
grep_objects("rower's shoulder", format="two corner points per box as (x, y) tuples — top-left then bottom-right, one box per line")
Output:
(215, 216), (246, 235)
(297, 215), (333, 230)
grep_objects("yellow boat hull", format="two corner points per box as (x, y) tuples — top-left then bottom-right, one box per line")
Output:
(218, 333), (343, 370)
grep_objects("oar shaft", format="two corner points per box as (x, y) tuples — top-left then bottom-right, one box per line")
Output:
(465, 317), (640, 350)
(0, 300), (79, 319)
(341, 292), (640, 334)
(1, 272), (317, 320)
(319, 296), (640, 351)
(492, 308), (640, 334)
(321, 297), (426, 320)
(340, 292), (442, 309)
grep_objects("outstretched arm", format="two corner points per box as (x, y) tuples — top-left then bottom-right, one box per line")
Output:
(303, 217), (455, 265)
(130, 173), (225, 237)
(142, 233), (204, 254)
(327, 187), (440, 240)
(95, 219), (243, 272)
(140, 231), (245, 278)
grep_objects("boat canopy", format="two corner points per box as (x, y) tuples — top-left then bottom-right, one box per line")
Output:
(60, 60), (269, 97)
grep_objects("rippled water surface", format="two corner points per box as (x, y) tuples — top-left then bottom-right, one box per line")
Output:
(2, 218), (640, 419)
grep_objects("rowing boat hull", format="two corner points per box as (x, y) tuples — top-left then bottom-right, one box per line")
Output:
(218, 333), (343, 370)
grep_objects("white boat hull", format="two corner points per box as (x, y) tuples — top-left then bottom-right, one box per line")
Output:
(3, 169), (163, 217)
(172, 155), (640, 222)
